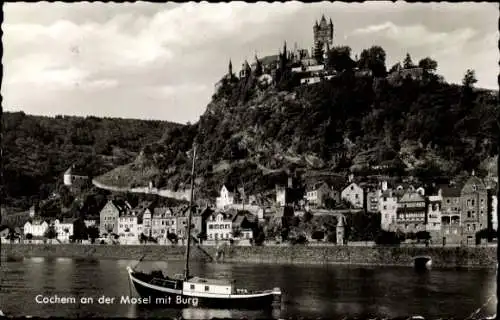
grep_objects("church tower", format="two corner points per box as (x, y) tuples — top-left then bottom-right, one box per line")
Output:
(228, 59), (233, 76)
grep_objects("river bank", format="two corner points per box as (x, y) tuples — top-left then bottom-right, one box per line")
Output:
(1, 243), (496, 268)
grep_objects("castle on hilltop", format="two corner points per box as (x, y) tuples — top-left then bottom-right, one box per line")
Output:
(215, 15), (338, 91)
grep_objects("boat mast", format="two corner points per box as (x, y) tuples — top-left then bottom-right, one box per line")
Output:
(184, 144), (196, 280)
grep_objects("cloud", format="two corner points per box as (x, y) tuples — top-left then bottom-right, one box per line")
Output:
(350, 22), (477, 50)
(2, 2), (497, 123)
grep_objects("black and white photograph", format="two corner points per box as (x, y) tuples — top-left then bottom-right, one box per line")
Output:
(1, 2), (499, 319)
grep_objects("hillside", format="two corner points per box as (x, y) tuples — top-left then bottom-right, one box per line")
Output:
(95, 68), (498, 203)
(1, 112), (181, 211)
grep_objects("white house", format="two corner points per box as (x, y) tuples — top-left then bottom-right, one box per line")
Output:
(426, 195), (442, 231)
(216, 185), (235, 209)
(53, 219), (75, 242)
(341, 182), (364, 208)
(276, 186), (287, 207)
(23, 220), (49, 237)
(142, 209), (152, 237)
(117, 211), (140, 245)
(207, 212), (233, 241)
(379, 192), (398, 230)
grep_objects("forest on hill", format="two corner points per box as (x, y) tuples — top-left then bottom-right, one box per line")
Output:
(96, 45), (498, 203)
(1, 112), (180, 211)
(3, 44), (498, 211)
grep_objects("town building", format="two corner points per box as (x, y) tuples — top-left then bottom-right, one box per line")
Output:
(426, 195), (442, 232)
(304, 181), (340, 208)
(231, 212), (256, 241)
(53, 219), (75, 242)
(460, 175), (488, 245)
(142, 208), (153, 237)
(23, 220), (49, 237)
(379, 190), (398, 231)
(99, 200), (132, 236)
(207, 212), (233, 241)
(341, 182), (364, 209)
(151, 207), (175, 241)
(438, 184), (463, 243)
(63, 165), (90, 191)
(365, 189), (382, 213)
(0, 226), (11, 241)
(84, 218), (98, 228)
(395, 191), (427, 233)
(216, 185), (238, 209)
(117, 211), (140, 245)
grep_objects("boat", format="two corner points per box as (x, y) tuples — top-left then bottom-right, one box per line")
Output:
(126, 144), (282, 309)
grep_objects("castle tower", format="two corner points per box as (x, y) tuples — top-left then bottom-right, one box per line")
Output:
(313, 15), (334, 63)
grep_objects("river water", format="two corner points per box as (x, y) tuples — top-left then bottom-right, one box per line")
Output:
(0, 257), (496, 319)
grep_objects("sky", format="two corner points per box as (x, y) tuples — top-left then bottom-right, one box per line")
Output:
(2, 2), (498, 124)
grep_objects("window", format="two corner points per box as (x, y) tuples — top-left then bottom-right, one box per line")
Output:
(467, 211), (471, 218)
(190, 284), (195, 290)
(467, 224), (471, 231)
(205, 286), (209, 292)
(447, 199), (450, 204)
(355, 194), (359, 199)
(383, 197), (387, 202)
(471, 200), (475, 206)
(467, 199), (471, 207)
(351, 186), (354, 191)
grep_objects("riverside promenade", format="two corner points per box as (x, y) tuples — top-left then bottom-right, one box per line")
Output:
(1, 243), (496, 268)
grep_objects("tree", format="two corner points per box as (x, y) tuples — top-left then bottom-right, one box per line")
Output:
(87, 226), (99, 244)
(232, 228), (243, 238)
(375, 231), (401, 245)
(254, 55), (263, 77)
(326, 46), (355, 72)
(303, 211), (313, 223)
(416, 231), (431, 243)
(311, 230), (325, 241)
(418, 57), (438, 73)
(44, 225), (57, 240)
(358, 46), (387, 77)
(403, 53), (414, 69)
(462, 69), (477, 88)
(167, 232), (178, 244)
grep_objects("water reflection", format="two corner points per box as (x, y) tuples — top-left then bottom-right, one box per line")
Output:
(0, 258), (495, 319)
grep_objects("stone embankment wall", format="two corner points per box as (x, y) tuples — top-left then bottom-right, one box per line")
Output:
(1, 244), (496, 268)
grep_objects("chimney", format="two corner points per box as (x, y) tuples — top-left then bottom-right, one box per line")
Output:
(382, 181), (388, 192)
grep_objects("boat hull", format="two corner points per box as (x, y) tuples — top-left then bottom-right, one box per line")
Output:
(128, 269), (280, 309)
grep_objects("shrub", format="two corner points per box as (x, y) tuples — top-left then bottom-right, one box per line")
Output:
(375, 231), (401, 245)
(311, 230), (325, 241)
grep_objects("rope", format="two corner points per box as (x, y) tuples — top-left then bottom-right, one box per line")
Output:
(464, 294), (496, 320)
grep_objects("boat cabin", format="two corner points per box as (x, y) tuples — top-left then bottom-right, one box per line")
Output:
(183, 277), (235, 296)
